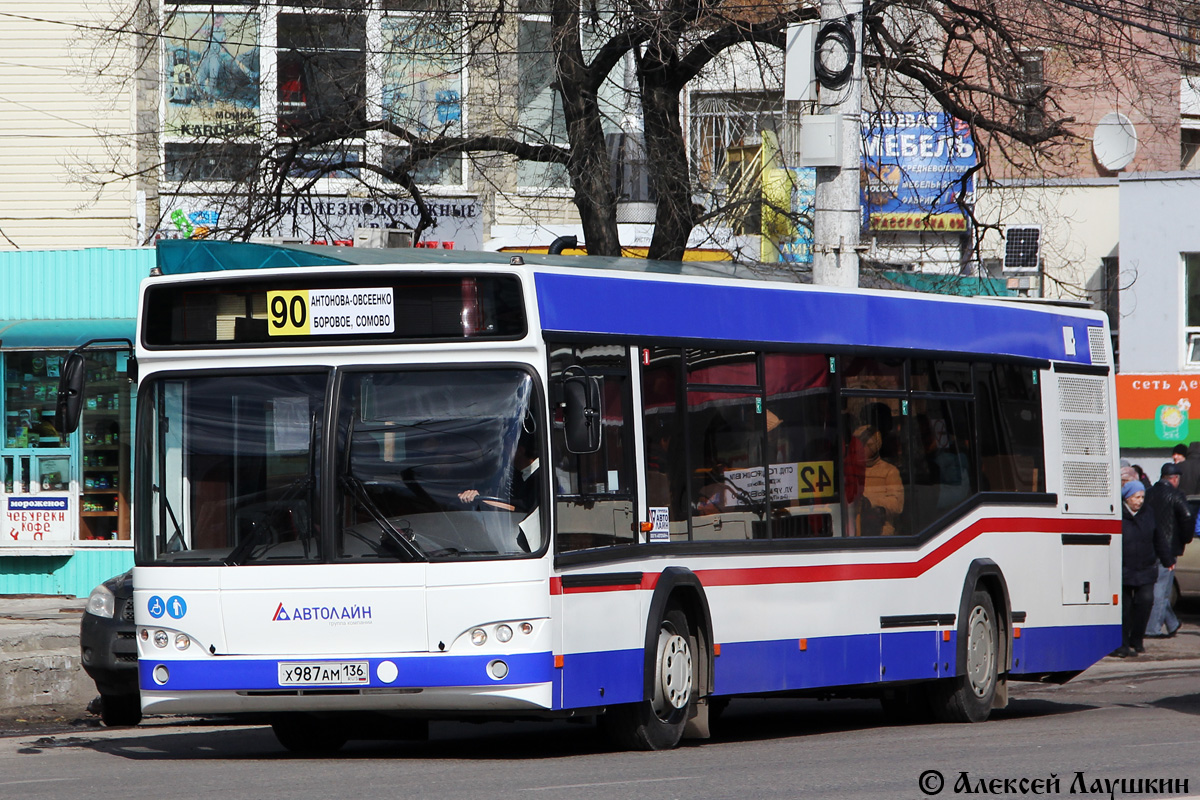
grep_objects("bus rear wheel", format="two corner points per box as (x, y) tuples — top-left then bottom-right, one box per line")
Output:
(931, 589), (998, 723)
(602, 608), (695, 750)
(271, 715), (349, 755)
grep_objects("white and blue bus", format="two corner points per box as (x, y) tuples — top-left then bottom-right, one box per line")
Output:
(62, 240), (1120, 752)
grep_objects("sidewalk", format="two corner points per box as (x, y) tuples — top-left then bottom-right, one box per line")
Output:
(0, 596), (95, 722)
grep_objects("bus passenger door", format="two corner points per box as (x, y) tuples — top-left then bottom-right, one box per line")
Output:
(548, 344), (644, 709)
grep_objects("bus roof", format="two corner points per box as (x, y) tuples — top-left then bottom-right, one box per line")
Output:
(150, 240), (1109, 368)
(155, 239), (778, 282)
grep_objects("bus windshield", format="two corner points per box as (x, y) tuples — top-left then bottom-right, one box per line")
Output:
(336, 368), (543, 560)
(138, 368), (545, 565)
(138, 372), (328, 565)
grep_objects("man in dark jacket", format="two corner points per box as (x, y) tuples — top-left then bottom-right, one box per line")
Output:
(1146, 463), (1195, 638)
(1118, 481), (1174, 657)
(1176, 441), (1200, 497)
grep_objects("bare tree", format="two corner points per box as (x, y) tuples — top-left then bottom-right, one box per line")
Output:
(72, 0), (1193, 263)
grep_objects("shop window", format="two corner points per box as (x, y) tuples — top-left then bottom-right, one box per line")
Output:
(78, 352), (133, 541)
(550, 344), (636, 554)
(975, 363), (1045, 493)
(4, 353), (66, 450)
(277, 12), (366, 135)
(2, 350), (132, 544)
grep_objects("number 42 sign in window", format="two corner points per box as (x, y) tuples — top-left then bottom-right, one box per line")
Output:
(267, 288), (395, 336)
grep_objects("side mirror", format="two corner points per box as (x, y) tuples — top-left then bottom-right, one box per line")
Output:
(562, 367), (602, 454)
(55, 352), (87, 435)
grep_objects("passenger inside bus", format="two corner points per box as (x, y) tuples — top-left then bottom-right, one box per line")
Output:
(854, 422), (904, 536)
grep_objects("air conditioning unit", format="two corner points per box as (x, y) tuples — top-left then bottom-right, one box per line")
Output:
(354, 227), (413, 248)
(1003, 226), (1041, 273)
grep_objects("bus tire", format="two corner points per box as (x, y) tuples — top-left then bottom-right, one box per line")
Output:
(271, 715), (349, 755)
(931, 589), (998, 723)
(601, 608), (695, 750)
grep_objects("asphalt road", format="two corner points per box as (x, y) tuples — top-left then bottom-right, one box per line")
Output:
(5, 601), (1200, 800)
(2, 655), (1199, 800)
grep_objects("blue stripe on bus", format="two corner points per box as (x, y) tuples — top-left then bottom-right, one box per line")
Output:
(137, 625), (1119, 701)
(534, 272), (1099, 364)
(140, 651), (556, 693)
(560, 648), (644, 709)
(708, 624), (1120, 696)
(1011, 623), (1121, 674)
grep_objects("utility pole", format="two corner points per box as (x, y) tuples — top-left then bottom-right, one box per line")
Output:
(811, 0), (863, 288)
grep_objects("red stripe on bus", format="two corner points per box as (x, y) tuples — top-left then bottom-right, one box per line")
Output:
(552, 516), (1119, 594)
(696, 517), (1118, 587)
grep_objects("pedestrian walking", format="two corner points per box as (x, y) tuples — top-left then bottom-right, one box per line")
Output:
(1117, 480), (1173, 658)
(1176, 442), (1200, 497)
(1145, 463), (1194, 638)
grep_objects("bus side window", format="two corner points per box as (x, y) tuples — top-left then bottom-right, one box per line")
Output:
(842, 396), (909, 537)
(762, 353), (839, 538)
(549, 345), (636, 553)
(975, 363), (1045, 493)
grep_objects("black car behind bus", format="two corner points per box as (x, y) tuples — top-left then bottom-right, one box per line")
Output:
(80, 570), (141, 726)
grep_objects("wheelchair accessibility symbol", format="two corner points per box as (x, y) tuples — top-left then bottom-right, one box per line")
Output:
(148, 595), (166, 619)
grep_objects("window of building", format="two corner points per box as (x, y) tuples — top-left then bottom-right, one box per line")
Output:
(516, 4), (570, 189)
(379, 0), (464, 188)
(277, 11), (366, 135)
(382, 146), (464, 186)
(688, 92), (783, 234)
(163, 10), (261, 140)
(162, 3), (467, 192)
(1019, 50), (1046, 133)
(1185, 254), (1200, 364)
(164, 143), (261, 183)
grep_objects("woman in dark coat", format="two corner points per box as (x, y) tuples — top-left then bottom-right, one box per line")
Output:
(1118, 480), (1174, 657)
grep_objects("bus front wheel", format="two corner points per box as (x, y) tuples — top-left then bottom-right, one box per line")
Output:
(931, 589), (998, 723)
(601, 608), (695, 750)
(271, 715), (349, 755)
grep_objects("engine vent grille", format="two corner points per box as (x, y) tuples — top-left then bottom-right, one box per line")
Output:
(1059, 375), (1107, 416)
(1062, 461), (1112, 497)
(1061, 419), (1109, 457)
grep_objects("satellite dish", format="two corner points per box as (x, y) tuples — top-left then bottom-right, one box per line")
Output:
(1092, 112), (1138, 172)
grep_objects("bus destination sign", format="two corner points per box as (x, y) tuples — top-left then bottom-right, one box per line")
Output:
(267, 288), (395, 336)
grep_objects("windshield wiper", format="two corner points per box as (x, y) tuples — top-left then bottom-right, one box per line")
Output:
(224, 476), (313, 566)
(340, 474), (427, 562)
